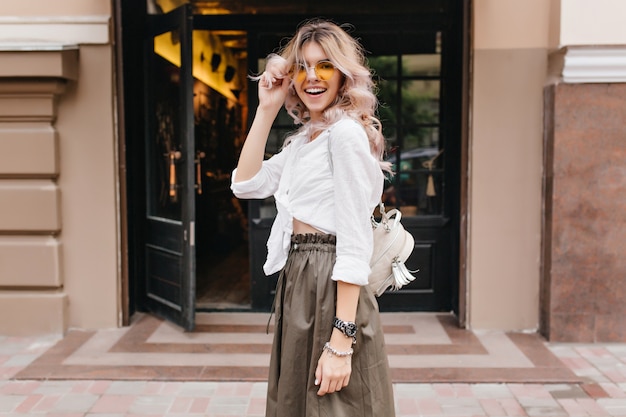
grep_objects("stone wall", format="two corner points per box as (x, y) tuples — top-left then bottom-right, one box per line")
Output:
(542, 82), (626, 342)
(0, 48), (78, 335)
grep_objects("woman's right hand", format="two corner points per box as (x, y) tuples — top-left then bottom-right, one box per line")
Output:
(257, 56), (291, 113)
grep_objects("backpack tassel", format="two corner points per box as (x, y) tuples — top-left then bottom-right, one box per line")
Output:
(391, 257), (419, 290)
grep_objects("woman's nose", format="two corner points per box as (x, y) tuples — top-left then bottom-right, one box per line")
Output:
(305, 65), (318, 80)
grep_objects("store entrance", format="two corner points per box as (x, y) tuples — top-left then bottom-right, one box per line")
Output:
(120, 0), (466, 330)
(190, 31), (249, 310)
(146, 9), (253, 314)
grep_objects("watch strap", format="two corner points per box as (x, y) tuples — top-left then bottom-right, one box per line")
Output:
(333, 316), (357, 343)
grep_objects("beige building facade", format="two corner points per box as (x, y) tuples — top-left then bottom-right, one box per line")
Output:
(0, 0), (623, 342)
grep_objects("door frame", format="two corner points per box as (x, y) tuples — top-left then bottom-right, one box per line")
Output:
(114, 0), (149, 326)
(457, 0), (471, 328)
(112, 0), (131, 326)
(114, 1), (472, 326)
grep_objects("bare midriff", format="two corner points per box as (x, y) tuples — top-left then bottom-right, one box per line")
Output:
(293, 218), (324, 235)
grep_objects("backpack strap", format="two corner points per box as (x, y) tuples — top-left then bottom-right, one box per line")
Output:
(327, 127), (334, 173)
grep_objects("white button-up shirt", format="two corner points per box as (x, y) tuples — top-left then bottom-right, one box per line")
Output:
(231, 117), (384, 286)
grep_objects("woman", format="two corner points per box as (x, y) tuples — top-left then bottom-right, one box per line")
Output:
(231, 19), (395, 417)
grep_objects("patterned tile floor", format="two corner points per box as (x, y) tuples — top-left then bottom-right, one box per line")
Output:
(1, 312), (625, 416)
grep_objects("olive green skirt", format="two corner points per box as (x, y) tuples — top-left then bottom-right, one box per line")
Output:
(266, 233), (396, 417)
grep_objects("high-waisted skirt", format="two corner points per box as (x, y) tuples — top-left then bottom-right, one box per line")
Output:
(266, 233), (396, 417)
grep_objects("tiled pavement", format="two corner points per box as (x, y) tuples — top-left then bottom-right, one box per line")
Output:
(0, 312), (626, 416)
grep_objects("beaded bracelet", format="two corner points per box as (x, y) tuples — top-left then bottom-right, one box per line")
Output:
(323, 341), (354, 357)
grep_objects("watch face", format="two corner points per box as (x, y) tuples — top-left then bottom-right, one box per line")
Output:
(344, 322), (357, 337)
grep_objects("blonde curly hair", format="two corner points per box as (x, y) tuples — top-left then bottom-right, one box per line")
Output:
(262, 19), (391, 172)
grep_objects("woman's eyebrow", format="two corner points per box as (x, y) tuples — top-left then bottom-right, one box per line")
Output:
(299, 58), (331, 65)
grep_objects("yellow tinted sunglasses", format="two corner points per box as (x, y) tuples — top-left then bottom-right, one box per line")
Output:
(289, 60), (336, 82)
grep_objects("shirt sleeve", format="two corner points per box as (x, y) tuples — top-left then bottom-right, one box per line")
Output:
(330, 119), (384, 286)
(230, 143), (291, 199)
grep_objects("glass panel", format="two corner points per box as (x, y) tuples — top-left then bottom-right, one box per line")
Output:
(273, 107), (294, 126)
(187, 30), (243, 103)
(257, 57), (266, 73)
(401, 80), (440, 124)
(396, 170), (443, 216)
(267, 128), (291, 155)
(376, 78), (398, 127)
(191, 30), (247, 184)
(404, 127), (439, 150)
(147, 31), (183, 220)
(382, 125), (398, 150)
(368, 55), (398, 78)
(259, 196), (278, 219)
(402, 54), (441, 76)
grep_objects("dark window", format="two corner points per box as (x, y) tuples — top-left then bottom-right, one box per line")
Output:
(368, 31), (444, 217)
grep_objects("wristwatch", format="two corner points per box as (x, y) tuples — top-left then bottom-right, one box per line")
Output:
(333, 316), (357, 343)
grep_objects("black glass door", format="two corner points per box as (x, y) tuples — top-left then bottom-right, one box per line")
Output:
(242, 10), (463, 313)
(143, 4), (196, 330)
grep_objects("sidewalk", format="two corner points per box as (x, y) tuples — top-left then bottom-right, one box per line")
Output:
(1, 316), (626, 416)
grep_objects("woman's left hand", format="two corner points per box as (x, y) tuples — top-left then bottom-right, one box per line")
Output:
(314, 338), (353, 396)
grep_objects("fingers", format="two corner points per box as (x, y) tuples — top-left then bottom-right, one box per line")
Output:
(316, 371), (342, 396)
(265, 55), (289, 79)
(279, 75), (291, 92)
(259, 69), (290, 90)
(315, 355), (352, 396)
(315, 360), (328, 396)
(256, 70), (290, 112)
(314, 363), (321, 388)
(258, 70), (290, 102)
(317, 379), (328, 396)
(317, 375), (349, 396)
(258, 71), (280, 89)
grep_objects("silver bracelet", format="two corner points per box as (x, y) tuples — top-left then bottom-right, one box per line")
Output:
(323, 341), (353, 357)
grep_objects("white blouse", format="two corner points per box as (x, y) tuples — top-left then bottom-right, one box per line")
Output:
(231, 117), (384, 286)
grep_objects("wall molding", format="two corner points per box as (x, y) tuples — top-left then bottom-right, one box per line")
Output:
(559, 46), (626, 83)
(0, 15), (110, 46)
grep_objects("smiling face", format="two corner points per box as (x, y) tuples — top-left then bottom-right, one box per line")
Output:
(292, 41), (343, 122)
